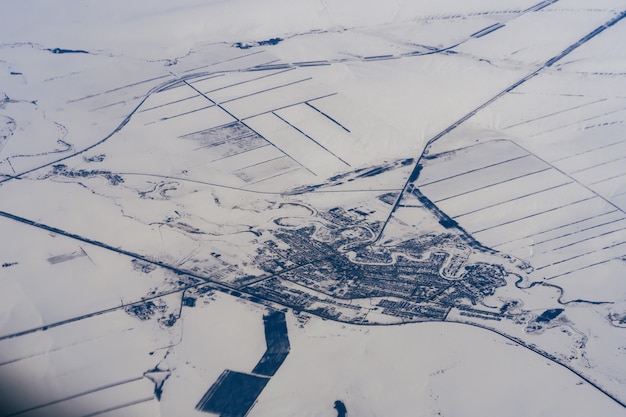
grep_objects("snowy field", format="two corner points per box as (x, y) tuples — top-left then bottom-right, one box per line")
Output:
(1, 0), (625, 416)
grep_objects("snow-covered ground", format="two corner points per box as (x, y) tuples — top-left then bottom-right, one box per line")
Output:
(1, 0), (625, 416)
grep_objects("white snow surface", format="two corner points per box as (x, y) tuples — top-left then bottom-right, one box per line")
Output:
(1, 0), (625, 416)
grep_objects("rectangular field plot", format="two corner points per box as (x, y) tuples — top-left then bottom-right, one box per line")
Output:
(203, 69), (303, 104)
(536, 240), (626, 280)
(245, 113), (349, 177)
(251, 311), (290, 377)
(532, 224), (626, 266)
(418, 156), (550, 202)
(417, 139), (626, 281)
(545, 133), (626, 209)
(144, 105), (236, 139)
(504, 98), (620, 139)
(434, 168), (569, 216)
(202, 134), (270, 162)
(274, 103), (354, 165)
(181, 121), (269, 159)
(223, 78), (335, 120)
(415, 140), (529, 187)
(233, 156), (301, 184)
(589, 175), (626, 200)
(188, 68), (291, 98)
(549, 260), (626, 302)
(478, 198), (616, 248)
(196, 370), (269, 417)
(254, 92), (408, 168)
(182, 121), (256, 144)
(530, 217), (626, 256)
(209, 144), (282, 172)
(552, 140), (626, 174)
(455, 182), (596, 233)
(496, 210), (624, 254)
(140, 95), (213, 125)
(570, 157), (626, 186)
